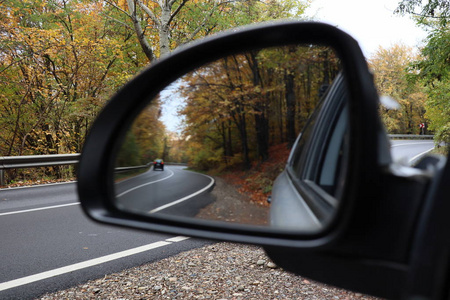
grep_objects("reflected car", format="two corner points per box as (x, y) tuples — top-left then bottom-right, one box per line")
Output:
(270, 73), (347, 230)
(153, 159), (164, 171)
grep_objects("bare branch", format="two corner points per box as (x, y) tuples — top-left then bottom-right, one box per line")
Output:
(405, 11), (449, 19)
(127, 0), (156, 61)
(169, 0), (189, 24)
(136, 0), (160, 25)
(169, 0), (183, 8)
(104, 0), (132, 17)
(101, 13), (134, 30)
(186, 1), (219, 42)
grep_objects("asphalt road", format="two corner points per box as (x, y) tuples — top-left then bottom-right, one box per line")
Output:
(0, 142), (435, 299)
(116, 165), (215, 216)
(390, 139), (435, 164)
(0, 169), (212, 299)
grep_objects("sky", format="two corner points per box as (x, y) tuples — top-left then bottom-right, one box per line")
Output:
(305, 0), (428, 58)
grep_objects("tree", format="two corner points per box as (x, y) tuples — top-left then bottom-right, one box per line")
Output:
(1, 1), (126, 156)
(369, 44), (427, 134)
(396, 0), (450, 147)
(106, 0), (309, 61)
(116, 101), (166, 167)
(396, 0), (450, 27)
(177, 45), (341, 171)
(0, 0), (150, 182)
(417, 28), (450, 147)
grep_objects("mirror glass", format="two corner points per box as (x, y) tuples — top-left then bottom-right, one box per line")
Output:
(113, 44), (347, 233)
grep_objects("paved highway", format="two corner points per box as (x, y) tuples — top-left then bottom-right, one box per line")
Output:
(116, 165), (215, 216)
(0, 142), (436, 299)
(390, 139), (435, 165)
(0, 167), (212, 299)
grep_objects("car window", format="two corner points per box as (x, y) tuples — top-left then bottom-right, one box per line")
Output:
(291, 97), (326, 173)
(287, 74), (348, 205)
(317, 104), (348, 196)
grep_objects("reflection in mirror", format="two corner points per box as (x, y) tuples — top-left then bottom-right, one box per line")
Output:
(114, 44), (347, 233)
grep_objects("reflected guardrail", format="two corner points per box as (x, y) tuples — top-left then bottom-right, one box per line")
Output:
(115, 163), (152, 173)
(0, 154), (187, 186)
(116, 162), (187, 173)
(388, 134), (434, 140)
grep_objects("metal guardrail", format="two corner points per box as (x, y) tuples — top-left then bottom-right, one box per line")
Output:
(0, 154), (80, 186)
(388, 134), (434, 140)
(0, 154), (81, 169)
(1, 134), (433, 185)
(0, 153), (187, 186)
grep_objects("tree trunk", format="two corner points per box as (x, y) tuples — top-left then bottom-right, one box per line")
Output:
(231, 107), (250, 170)
(239, 113), (251, 169)
(248, 52), (269, 161)
(285, 71), (296, 148)
(127, 0), (155, 62)
(159, 3), (171, 58)
(227, 119), (233, 157)
(255, 113), (269, 161)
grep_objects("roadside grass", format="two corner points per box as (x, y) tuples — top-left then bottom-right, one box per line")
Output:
(1, 166), (76, 188)
(431, 145), (449, 156)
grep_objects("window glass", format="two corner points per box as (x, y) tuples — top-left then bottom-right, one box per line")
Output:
(289, 74), (348, 199)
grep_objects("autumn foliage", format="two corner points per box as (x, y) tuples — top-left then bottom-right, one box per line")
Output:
(121, 45), (341, 202)
(0, 0), (146, 183)
(1, 0), (309, 185)
(221, 143), (291, 206)
(177, 46), (340, 169)
(3, 0), (447, 187)
(369, 44), (427, 135)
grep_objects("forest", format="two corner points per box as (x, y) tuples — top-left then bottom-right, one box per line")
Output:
(118, 45), (340, 171)
(1, 0), (449, 189)
(1, 0), (307, 183)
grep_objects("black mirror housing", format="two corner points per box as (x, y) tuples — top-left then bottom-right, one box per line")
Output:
(78, 21), (448, 299)
(79, 21), (381, 246)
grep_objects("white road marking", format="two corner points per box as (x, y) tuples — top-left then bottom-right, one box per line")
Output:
(166, 236), (190, 242)
(116, 168), (175, 197)
(0, 203), (80, 217)
(409, 148), (435, 163)
(0, 236), (189, 292)
(1, 167), (177, 216)
(149, 173), (215, 213)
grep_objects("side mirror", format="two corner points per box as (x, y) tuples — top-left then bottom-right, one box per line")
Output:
(79, 21), (380, 245)
(115, 45), (347, 233)
(78, 21), (447, 299)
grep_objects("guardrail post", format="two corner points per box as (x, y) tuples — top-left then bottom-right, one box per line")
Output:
(0, 169), (4, 186)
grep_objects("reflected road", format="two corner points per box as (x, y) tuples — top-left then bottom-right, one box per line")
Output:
(115, 166), (215, 217)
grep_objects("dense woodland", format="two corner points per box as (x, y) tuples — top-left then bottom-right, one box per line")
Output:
(1, 0), (307, 183)
(369, 44), (427, 134)
(119, 46), (340, 172)
(1, 0), (449, 185)
(395, 0), (450, 144)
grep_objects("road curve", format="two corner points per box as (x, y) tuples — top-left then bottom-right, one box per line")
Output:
(0, 179), (211, 299)
(0, 143), (433, 299)
(390, 140), (435, 165)
(115, 166), (215, 217)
